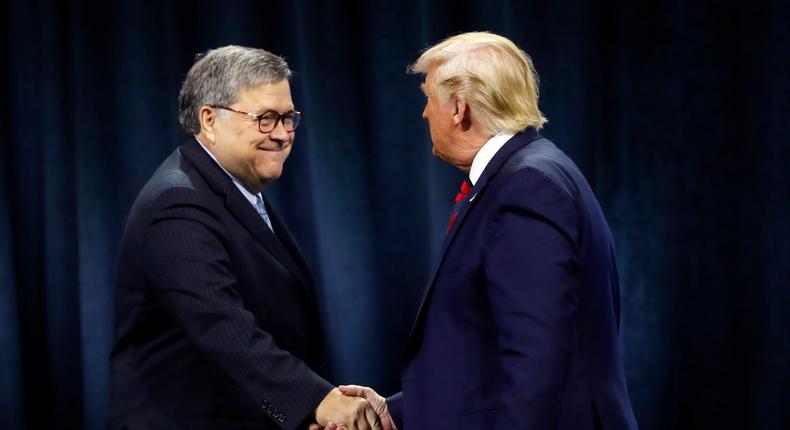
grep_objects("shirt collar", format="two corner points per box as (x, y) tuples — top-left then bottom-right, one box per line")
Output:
(195, 137), (262, 207)
(468, 132), (515, 185)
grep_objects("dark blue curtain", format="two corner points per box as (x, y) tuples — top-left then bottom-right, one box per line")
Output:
(2, 0), (788, 429)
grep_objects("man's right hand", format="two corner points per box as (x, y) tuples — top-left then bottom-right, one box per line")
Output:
(314, 387), (382, 430)
(337, 385), (395, 430)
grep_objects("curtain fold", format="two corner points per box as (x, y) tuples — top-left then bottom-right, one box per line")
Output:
(1, 1), (788, 429)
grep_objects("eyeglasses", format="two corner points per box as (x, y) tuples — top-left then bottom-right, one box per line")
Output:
(211, 106), (302, 133)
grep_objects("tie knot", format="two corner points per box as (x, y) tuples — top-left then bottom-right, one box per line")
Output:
(255, 195), (274, 232)
(454, 179), (473, 204)
(460, 179), (473, 194)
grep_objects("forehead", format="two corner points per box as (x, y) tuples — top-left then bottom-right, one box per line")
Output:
(235, 80), (294, 111)
(420, 66), (440, 93)
(420, 75), (433, 95)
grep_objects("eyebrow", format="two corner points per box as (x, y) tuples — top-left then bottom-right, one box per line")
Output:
(255, 107), (296, 115)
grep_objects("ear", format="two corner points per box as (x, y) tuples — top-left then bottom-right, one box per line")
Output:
(199, 106), (218, 142)
(452, 99), (472, 131)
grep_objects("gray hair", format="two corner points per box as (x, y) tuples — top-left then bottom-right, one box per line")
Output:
(178, 45), (292, 135)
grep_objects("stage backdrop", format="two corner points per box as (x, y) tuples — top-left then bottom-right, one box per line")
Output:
(1, 0), (788, 429)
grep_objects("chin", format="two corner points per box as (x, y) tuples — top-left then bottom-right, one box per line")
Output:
(259, 174), (281, 184)
(258, 168), (282, 183)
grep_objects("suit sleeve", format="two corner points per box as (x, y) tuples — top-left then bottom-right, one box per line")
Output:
(482, 167), (580, 429)
(385, 392), (403, 429)
(143, 186), (333, 429)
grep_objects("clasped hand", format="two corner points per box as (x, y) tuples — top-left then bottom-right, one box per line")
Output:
(310, 386), (396, 430)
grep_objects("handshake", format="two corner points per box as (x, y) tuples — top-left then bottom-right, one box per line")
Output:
(310, 385), (395, 430)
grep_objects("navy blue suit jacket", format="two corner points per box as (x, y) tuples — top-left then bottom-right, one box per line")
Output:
(388, 129), (638, 429)
(108, 139), (333, 429)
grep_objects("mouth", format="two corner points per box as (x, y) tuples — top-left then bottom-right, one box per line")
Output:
(256, 142), (293, 152)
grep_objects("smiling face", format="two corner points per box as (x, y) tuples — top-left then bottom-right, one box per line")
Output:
(199, 79), (295, 191)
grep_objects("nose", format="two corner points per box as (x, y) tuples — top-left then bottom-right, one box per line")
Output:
(269, 119), (290, 142)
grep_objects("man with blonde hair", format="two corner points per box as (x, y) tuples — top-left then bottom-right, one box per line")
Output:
(340, 32), (638, 429)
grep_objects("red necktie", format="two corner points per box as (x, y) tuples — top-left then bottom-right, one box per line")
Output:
(454, 179), (473, 204)
(447, 179), (473, 231)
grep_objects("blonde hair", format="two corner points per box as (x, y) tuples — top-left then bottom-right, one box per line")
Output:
(409, 31), (547, 134)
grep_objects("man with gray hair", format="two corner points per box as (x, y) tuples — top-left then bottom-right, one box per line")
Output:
(109, 46), (391, 430)
(339, 32), (638, 429)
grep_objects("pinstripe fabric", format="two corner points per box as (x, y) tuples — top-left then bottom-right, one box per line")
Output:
(108, 139), (332, 430)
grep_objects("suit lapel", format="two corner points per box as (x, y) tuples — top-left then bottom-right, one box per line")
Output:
(406, 129), (542, 349)
(264, 195), (317, 297)
(179, 140), (310, 289)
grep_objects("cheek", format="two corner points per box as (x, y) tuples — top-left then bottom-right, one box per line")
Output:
(254, 148), (289, 168)
(429, 116), (445, 139)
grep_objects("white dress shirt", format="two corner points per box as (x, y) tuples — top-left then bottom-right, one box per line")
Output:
(469, 132), (515, 185)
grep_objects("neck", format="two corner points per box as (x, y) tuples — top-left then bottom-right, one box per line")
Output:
(454, 130), (492, 173)
(194, 133), (266, 193)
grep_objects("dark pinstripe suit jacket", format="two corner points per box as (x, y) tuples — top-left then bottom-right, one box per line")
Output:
(108, 139), (332, 430)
